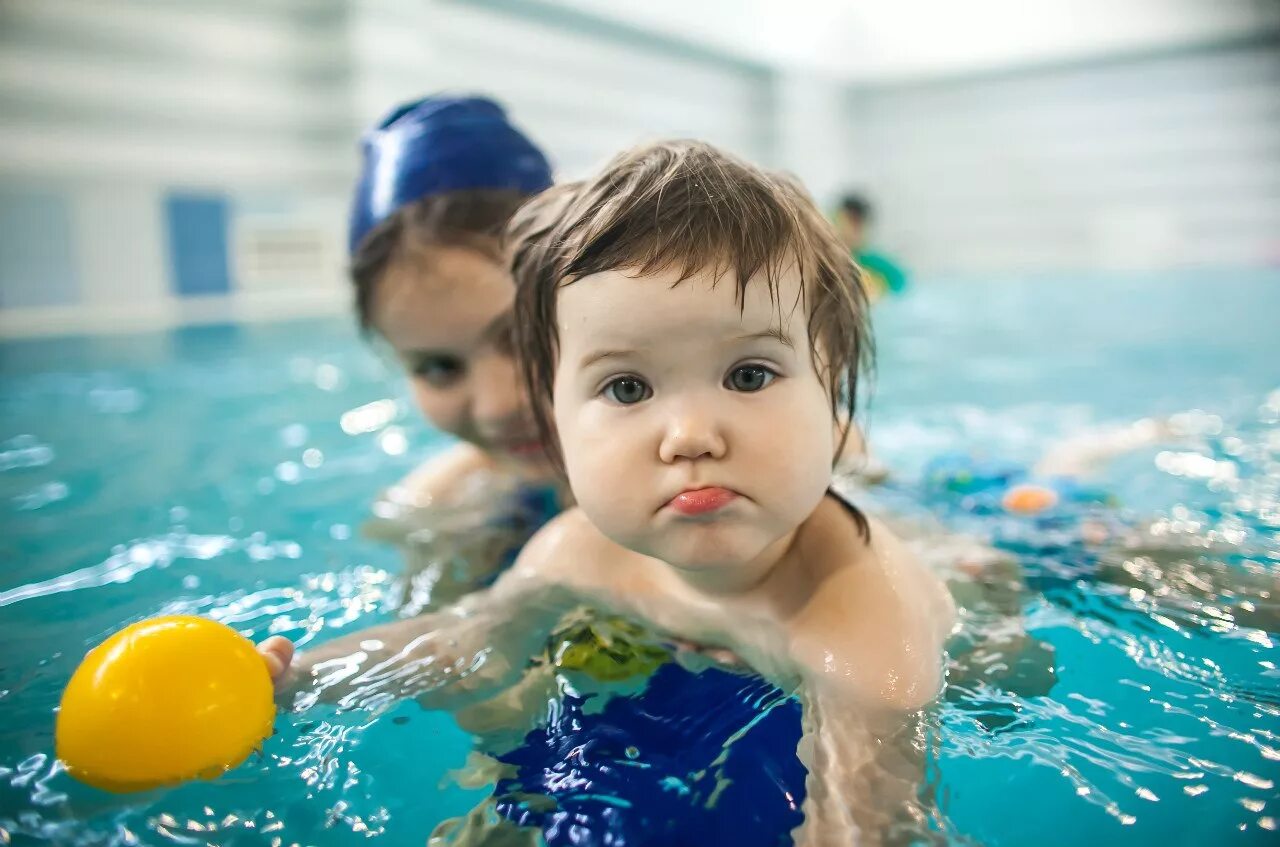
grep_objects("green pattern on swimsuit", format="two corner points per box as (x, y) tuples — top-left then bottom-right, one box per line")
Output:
(550, 616), (672, 682)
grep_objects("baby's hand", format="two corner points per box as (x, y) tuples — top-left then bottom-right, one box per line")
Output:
(257, 636), (296, 686)
(669, 637), (747, 671)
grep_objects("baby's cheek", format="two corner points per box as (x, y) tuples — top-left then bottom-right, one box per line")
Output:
(764, 411), (836, 518)
(573, 488), (645, 555)
(562, 428), (633, 522)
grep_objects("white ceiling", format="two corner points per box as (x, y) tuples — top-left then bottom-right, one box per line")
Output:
(540, 0), (1279, 82)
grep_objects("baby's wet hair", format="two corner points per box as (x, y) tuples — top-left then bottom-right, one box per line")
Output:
(508, 140), (874, 475)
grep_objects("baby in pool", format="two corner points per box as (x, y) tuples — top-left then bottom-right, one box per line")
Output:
(266, 140), (954, 846)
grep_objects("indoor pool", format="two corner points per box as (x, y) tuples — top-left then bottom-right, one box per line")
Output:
(1, 270), (1278, 846)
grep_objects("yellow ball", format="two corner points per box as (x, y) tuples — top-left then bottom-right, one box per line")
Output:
(56, 615), (275, 793)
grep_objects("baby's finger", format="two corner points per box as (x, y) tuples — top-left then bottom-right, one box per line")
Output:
(258, 636), (295, 682)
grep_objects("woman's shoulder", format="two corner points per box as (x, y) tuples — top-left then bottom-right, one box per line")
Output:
(394, 442), (503, 507)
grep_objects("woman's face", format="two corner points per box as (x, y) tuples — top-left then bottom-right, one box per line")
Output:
(371, 244), (551, 477)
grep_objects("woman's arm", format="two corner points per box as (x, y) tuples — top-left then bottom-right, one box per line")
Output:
(834, 420), (890, 483)
(366, 443), (545, 608)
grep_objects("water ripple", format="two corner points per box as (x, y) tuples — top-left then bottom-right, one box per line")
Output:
(0, 532), (304, 609)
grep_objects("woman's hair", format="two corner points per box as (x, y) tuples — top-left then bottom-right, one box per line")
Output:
(350, 188), (530, 334)
(508, 140), (874, 502)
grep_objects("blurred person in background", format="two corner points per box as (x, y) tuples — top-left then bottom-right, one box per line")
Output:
(834, 193), (908, 302)
(338, 95), (568, 603)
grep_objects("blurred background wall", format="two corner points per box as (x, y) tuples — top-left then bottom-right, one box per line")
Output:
(851, 43), (1280, 274)
(1, 0), (1277, 336)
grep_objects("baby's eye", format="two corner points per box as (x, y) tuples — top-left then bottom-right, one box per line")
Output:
(411, 355), (465, 388)
(602, 376), (652, 405)
(725, 364), (776, 393)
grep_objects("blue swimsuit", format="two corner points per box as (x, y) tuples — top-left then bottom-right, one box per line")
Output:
(494, 663), (805, 846)
(482, 490), (875, 846)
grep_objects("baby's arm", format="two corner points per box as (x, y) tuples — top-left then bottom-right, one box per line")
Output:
(265, 521), (585, 712)
(787, 514), (954, 846)
(792, 686), (925, 847)
(792, 682), (868, 847)
(791, 667), (945, 847)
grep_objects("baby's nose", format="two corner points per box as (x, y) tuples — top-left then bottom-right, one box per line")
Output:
(658, 407), (727, 464)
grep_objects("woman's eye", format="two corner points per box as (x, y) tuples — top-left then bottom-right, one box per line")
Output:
(726, 365), (776, 392)
(412, 356), (465, 388)
(602, 376), (652, 405)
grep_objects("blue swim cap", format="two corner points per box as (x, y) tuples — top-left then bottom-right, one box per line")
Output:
(348, 95), (553, 254)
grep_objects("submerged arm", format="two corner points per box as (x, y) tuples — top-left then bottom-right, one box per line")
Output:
(792, 682), (938, 847)
(792, 683), (871, 847)
(277, 565), (580, 713)
(786, 516), (954, 846)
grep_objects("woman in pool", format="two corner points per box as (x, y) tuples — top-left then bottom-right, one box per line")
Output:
(336, 95), (567, 605)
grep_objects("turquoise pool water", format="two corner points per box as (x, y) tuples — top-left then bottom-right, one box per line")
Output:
(1, 270), (1277, 845)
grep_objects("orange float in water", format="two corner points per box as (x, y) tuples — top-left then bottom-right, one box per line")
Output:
(56, 615), (275, 793)
(1001, 484), (1060, 514)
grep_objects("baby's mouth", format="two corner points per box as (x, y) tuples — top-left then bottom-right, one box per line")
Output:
(666, 487), (739, 516)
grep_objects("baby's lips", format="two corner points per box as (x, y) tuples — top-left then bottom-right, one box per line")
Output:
(668, 487), (738, 516)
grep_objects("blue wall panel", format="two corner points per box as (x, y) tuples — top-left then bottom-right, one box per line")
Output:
(165, 193), (231, 297)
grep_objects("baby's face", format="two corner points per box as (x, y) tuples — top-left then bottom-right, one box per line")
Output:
(552, 264), (835, 580)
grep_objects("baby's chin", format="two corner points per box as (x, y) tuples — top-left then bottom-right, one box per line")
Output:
(640, 529), (780, 575)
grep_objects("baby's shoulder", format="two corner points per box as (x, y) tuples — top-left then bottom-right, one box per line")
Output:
(807, 497), (940, 587)
(511, 507), (644, 588)
(788, 503), (955, 710)
(798, 494), (881, 573)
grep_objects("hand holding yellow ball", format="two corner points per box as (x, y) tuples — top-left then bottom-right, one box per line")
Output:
(56, 616), (293, 793)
